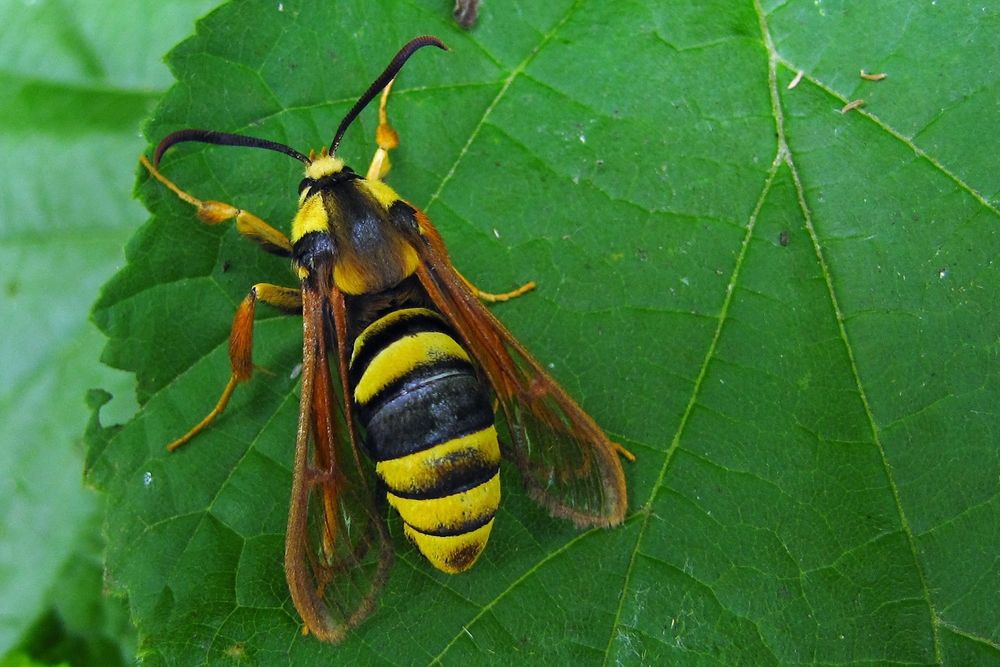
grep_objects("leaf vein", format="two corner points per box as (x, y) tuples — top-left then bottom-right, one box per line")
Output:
(773, 55), (1000, 221)
(602, 133), (785, 665)
(757, 2), (945, 662)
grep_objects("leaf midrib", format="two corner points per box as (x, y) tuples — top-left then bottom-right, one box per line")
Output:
(599, 0), (999, 661)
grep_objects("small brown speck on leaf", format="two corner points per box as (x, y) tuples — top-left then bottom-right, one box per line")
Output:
(841, 99), (865, 113)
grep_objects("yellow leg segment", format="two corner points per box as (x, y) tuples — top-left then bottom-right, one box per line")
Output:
(140, 155), (293, 256)
(167, 283), (302, 452)
(455, 267), (536, 303)
(613, 442), (636, 462)
(366, 78), (400, 181)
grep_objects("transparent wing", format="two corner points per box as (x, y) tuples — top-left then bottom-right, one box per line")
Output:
(409, 211), (628, 527)
(284, 278), (392, 643)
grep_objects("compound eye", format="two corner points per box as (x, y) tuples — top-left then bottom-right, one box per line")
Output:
(298, 178), (313, 194)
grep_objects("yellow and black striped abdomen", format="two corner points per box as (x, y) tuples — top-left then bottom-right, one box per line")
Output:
(349, 308), (500, 573)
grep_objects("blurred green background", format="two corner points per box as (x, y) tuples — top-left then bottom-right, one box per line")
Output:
(0, 2), (218, 664)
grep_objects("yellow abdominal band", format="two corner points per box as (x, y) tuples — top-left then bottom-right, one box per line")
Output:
(381, 430), (501, 574)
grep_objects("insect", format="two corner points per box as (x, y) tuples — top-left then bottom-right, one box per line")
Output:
(141, 36), (631, 643)
(453, 0), (480, 28)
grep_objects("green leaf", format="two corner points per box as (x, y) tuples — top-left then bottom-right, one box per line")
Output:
(0, 0), (218, 660)
(89, 0), (998, 664)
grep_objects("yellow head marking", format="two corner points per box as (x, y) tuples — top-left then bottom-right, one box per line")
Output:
(305, 153), (345, 180)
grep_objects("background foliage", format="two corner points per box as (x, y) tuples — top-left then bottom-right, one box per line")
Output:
(3, 0), (998, 665)
(0, 1), (217, 664)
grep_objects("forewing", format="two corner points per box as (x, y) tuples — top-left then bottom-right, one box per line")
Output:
(409, 211), (628, 527)
(284, 280), (392, 643)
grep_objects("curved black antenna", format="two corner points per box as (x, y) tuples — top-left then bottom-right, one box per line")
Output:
(153, 129), (311, 166)
(329, 35), (448, 154)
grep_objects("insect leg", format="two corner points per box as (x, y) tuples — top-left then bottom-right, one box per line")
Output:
(167, 283), (302, 452)
(365, 77), (399, 181)
(612, 442), (636, 462)
(455, 267), (536, 303)
(140, 155), (293, 256)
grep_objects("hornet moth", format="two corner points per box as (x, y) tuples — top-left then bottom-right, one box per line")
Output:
(141, 36), (632, 643)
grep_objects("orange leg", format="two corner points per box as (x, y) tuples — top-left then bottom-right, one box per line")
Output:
(167, 283), (302, 452)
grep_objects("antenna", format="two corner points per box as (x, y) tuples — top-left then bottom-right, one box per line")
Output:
(153, 129), (310, 165)
(329, 36), (448, 154)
